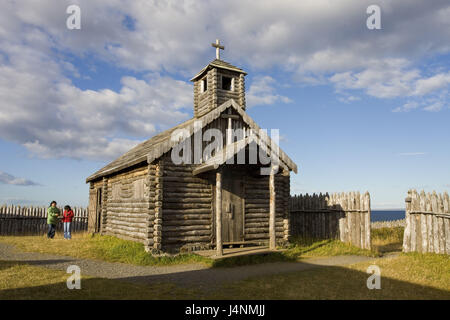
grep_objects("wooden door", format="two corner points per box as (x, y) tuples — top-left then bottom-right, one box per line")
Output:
(221, 168), (244, 243)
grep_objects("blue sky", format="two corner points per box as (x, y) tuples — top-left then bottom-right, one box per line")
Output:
(0, 0), (449, 209)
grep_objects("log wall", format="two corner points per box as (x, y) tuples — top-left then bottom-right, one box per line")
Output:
(290, 192), (372, 250)
(102, 164), (153, 245)
(403, 190), (450, 254)
(244, 172), (290, 244)
(160, 155), (214, 252)
(0, 205), (88, 235)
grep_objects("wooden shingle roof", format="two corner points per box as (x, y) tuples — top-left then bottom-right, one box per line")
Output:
(86, 99), (297, 183)
(190, 59), (247, 82)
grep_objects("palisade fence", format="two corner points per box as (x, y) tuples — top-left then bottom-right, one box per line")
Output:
(403, 190), (450, 254)
(0, 205), (88, 235)
(289, 192), (371, 250)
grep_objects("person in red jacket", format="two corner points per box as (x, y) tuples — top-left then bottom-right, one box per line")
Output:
(62, 205), (74, 240)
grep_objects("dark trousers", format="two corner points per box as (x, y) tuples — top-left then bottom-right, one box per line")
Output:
(47, 224), (56, 238)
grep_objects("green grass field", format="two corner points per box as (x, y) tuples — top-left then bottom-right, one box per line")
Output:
(1, 252), (448, 300)
(1, 227), (448, 300)
(0, 260), (195, 300)
(0, 233), (378, 268)
(371, 227), (404, 253)
(208, 253), (450, 300)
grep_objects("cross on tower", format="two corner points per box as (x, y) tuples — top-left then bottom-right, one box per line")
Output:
(211, 39), (224, 60)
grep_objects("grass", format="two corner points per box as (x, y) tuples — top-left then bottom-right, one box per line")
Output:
(372, 227), (404, 253)
(1, 252), (448, 300)
(0, 260), (196, 300)
(286, 236), (379, 258)
(208, 253), (450, 300)
(0, 233), (378, 269)
(0, 233), (212, 267)
(212, 237), (378, 267)
(0, 228), (448, 300)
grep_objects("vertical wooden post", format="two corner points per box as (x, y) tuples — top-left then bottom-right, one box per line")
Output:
(403, 190), (412, 252)
(101, 177), (108, 234)
(154, 160), (164, 252)
(269, 166), (277, 250)
(216, 170), (223, 257)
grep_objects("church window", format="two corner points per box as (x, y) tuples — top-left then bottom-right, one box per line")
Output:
(222, 76), (232, 91)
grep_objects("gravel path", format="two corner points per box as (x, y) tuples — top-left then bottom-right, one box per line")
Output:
(0, 243), (394, 289)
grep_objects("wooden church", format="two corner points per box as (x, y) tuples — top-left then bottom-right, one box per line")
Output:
(86, 40), (298, 255)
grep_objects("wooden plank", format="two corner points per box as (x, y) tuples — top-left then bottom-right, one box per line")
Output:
(269, 167), (277, 249)
(421, 214), (428, 252)
(444, 218), (450, 255)
(215, 170), (223, 256)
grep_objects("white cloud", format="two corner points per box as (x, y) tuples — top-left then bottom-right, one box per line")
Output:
(414, 73), (450, 96)
(330, 59), (421, 99)
(392, 101), (420, 113)
(247, 76), (291, 107)
(0, 171), (40, 186)
(0, 38), (193, 160)
(423, 101), (444, 112)
(338, 95), (361, 103)
(0, 0), (449, 162)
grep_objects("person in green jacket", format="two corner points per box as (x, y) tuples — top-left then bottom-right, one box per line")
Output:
(47, 201), (60, 239)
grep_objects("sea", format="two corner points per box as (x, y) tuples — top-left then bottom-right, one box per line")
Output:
(371, 210), (405, 222)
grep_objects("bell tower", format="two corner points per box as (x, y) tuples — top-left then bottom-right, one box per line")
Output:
(191, 39), (247, 118)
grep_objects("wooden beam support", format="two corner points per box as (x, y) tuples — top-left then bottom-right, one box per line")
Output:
(193, 163), (219, 176)
(269, 166), (278, 250)
(215, 170), (223, 256)
(220, 114), (240, 120)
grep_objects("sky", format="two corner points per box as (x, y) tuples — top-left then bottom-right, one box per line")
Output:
(0, 0), (449, 209)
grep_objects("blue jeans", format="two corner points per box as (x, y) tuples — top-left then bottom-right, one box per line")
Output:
(64, 222), (72, 239)
(47, 224), (56, 238)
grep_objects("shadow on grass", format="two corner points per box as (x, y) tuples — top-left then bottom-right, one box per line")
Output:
(1, 258), (449, 300)
(212, 251), (296, 268)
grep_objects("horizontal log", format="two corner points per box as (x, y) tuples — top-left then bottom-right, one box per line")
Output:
(163, 236), (211, 244)
(105, 223), (148, 233)
(106, 216), (149, 224)
(163, 209), (212, 215)
(245, 231), (284, 239)
(245, 222), (284, 228)
(163, 182), (210, 189)
(163, 219), (212, 226)
(107, 208), (150, 214)
(106, 212), (151, 219)
(106, 219), (148, 228)
(163, 225), (211, 232)
(164, 198), (212, 204)
(245, 227), (284, 234)
(163, 176), (208, 183)
(103, 230), (147, 242)
(162, 192), (212, 198)
(163, 230), (211, 237)
(163, 214), (211, 221)
(164, 203), (211, 209)
(107, 201), (150, 207)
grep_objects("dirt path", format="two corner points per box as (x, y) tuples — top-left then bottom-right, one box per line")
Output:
(0, 243), (396, 289)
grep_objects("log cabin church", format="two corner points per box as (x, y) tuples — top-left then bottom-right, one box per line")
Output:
(86, 40), (298, 255)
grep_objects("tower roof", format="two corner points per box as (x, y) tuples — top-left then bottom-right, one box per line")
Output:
(190, 59), (247, 82)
